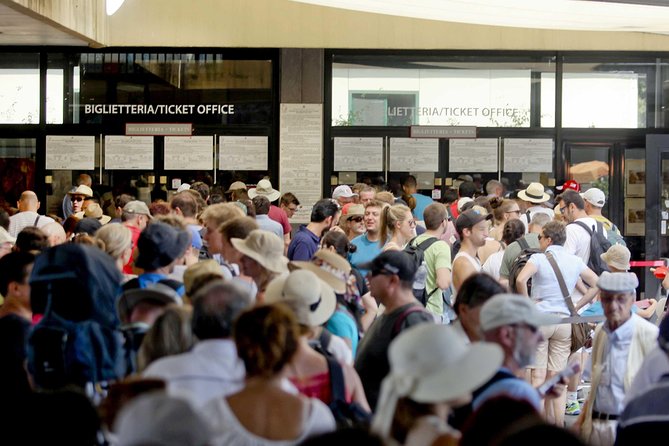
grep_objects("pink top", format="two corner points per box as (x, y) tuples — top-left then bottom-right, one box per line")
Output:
(268, 205), (291, 235)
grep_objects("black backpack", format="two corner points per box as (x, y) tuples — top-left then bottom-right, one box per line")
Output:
(27, 244), (124, 393)
(508, 237), (542, 294)
(404, 236), (440, 306)
(570, 221), (611, 275)
(325, 356), (372, 429)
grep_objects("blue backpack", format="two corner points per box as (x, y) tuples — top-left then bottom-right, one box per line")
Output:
(27, 244), (124, 391)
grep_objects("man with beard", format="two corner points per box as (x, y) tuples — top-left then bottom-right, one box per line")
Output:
(287, 198), (340, 261)
(339, 203), (365, 241)
(474, 293), (565, 411)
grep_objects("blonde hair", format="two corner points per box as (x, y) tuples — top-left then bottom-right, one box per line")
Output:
(379, 204), (412, 247)
(200, 203), (245, 227)
(95, 223), (132, 260)
(375, 191), (396, 206)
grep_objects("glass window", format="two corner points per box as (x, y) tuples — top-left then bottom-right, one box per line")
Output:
(332, 55), (556, 127)
(562, 59), (662, 128)
(0, 138), (37, 207)
(0, 54), (40, 124)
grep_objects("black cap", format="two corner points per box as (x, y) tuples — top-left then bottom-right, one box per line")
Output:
(74, 217), (102, 236)
(455, 209), (493, 233)
(135, 222), (191, 271)
(359, 251), (416, 282)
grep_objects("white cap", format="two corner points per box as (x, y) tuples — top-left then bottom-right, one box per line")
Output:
(332, 185), (358, 199)
(581, 188), (606, 207)
(177, 183), (191, 193)
(480, 293), (563, 332)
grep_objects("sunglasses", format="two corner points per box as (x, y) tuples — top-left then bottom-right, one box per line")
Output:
(349, 216), (364, 222)
(71, 196), (84, 202)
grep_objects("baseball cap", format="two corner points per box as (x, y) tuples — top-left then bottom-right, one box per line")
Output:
(457, 197), (474, 212)
(597, 271), (638, 293)
(581, 188), (606, 207)
(455, 208), (493, 233)
(332, 185), (358, 200)
(135, 222), (191, 271)
(556, 180), (581, 192)
(480, 293), (563, 332)
(123, 200), (152, 218)
(359, 251), (417, 282)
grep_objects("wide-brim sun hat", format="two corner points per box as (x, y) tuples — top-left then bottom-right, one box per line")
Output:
(264, 269), (337, 327)
(518, 182), (550, 204)
(372, 324), (503, 437)
(231, 229), (288, 274)
(291, 248), (350, 294)
(248, 179), (281, 202)
(68, 185), (93, 198)
(600, 244), (631, 271)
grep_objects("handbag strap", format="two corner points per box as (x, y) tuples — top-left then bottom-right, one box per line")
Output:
(545, 251), (579, 317)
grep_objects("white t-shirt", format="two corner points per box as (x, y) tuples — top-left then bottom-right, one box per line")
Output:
(564, 217), (598, 264)
(481, 250), (505, 280)
(528, 245), (586, 315)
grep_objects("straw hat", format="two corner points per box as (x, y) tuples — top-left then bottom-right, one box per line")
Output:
(341, 203), (365, 220)
(68, 185), (93, 198)
(231, 229), (288, 274)
(371, 324), (503, 438)
(264, 269), (337, 327)
(83, 203), (111, 224)
(247, 179), (281, 202)
(291, 249), (351, 293)
(518, 182), (550, 204)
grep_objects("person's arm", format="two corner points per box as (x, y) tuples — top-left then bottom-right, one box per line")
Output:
(283, 233), (290, 255)
(452, 258), (477, 292)
(435, 267), (452, 291)
(575, 267), (600, 310)
(515, 262), (538, 297)
(343, 363), (371, 412)
(359, 292), (378, 332)
(636, 299), (657, 319)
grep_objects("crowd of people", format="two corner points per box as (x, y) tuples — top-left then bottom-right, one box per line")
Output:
(0, 173), (668, 446)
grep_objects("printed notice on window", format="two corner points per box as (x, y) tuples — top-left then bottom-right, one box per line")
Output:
(219, 136), (268, 171)
(334, 137), (383, 171)
(46, 135), (95, 170)
(164, 136), (213, 170)
(104, 136), (154, 170)
(389, 138), (439, 172)
(503, 138), (553, 173)
(449, 139), (498, 172)
(280, 104), (323, 224)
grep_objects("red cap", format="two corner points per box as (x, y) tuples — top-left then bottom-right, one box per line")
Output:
(556, 180), (581, 192)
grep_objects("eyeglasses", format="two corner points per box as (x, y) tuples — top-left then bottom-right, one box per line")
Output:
(600, 294), (632, 306)
(287, 206), (299, 212)
(559, 206), (567, 214)
(71, 196), (84, 202)
(507, 209), (521, 214)
(350, 216), (364, 222)
(407, 219), (417, 227)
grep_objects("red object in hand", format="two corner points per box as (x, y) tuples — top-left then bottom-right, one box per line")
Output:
(652, 266), (669, 280)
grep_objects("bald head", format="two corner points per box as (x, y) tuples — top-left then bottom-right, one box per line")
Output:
(77, 174), (92, 187)
(18, 191), (39, 212)
(41, 222), (67, 246)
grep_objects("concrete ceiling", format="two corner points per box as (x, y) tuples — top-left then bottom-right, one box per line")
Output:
(0, 1), (91, 46)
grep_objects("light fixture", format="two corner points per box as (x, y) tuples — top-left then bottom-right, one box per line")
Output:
(106, 0), (126, 16)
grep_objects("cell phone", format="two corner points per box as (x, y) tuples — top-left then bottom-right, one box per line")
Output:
(536, 361), (581, 397)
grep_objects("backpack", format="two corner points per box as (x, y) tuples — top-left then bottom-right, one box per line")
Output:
(324, 356), (372, 429)
(404, 236), (440, 306)
(27, 244), (125, 393)
(570, 221), (612, 275)
(607, 223), (627, 247)
(508, 237), (542, 294)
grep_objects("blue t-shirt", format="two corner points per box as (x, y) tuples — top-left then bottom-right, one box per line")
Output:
(349, 233), (383, 276)
(582, 301), (637, 317)
(412, 193), (433, 221)
(287, 225), (320, 261)
(326, 307), (359, 356)
(473, 367), (542, 411)
(137, 272), (185, 296)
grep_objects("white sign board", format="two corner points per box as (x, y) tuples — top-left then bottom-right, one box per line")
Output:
(389, 138), (439, 172)
(449, 139), (498, 172)
(280, 104), (323, 224)
(503, 138), (553, 173)
(104, 135), (154, 170)
(46, 135), (95, 170)
(334, 137), (383, 171)
(219, 136), (268, 171)
(164, 136), (213, 170)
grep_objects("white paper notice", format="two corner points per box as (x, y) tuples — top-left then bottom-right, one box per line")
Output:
(449, 139), (498, 172)
(504, 139), (553, 173)
(280, 104), (323, 224)
(389, 138), (439, 172)
(164, 136), (213, 170)
(219, 136), (268, 171)
(334, 137), (383, 171)
(105, 136), (154, 170)
(46, 135), (95, 170)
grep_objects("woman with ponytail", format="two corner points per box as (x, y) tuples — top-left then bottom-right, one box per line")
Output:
(379, 204), (416, 252)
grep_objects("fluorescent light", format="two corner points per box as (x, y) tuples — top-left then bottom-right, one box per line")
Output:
(106, 0), (125, 16)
